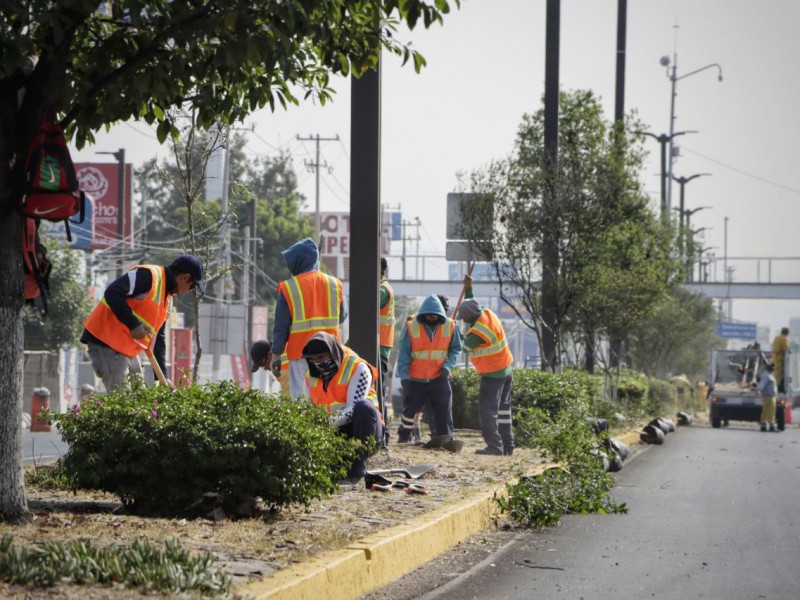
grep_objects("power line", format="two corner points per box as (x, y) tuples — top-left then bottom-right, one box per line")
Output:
(297, 133), (340, 240)
(682, 145), (800, 196)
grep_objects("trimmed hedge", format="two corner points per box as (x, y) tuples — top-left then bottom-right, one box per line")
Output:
(451, 367), (614, 431)
(51, 380), (357, 515)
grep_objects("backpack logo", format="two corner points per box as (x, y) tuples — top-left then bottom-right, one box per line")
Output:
(42, 165), (56, 185)
(33, 204), (67, 216)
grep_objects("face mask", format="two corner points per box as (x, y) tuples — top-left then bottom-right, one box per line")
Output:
(314, 359), (337, 380)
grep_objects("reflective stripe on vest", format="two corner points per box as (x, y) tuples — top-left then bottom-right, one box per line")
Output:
(379, 279), (395, 347)
(83, 265), (170, 358)
(466, 309), (513, 374)
(307, 349), (379, 413)
(279, 271), (342, 359)
(407, 318), (455, 380)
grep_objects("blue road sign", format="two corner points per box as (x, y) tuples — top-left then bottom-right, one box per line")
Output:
(716, 321), (758, 340)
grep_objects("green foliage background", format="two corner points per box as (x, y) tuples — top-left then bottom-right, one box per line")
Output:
(23, 237), (92, 351)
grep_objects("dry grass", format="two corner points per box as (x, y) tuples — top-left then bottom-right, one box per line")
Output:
(1, 429), (547, 598)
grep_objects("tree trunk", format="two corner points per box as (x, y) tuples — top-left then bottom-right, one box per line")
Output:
(0, 210), (30, 523)
(0, 90), (31, 522)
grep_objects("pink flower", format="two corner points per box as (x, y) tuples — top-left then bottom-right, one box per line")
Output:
(95, 401), (103, 407)
(150, 410), (158, 419)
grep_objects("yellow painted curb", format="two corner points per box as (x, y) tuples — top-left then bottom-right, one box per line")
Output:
(237, 479), (518, 600)
(237, 431), (644, 600)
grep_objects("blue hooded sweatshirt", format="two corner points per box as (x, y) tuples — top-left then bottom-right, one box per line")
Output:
(396, 294), (462, 382)
(272, 238), (348, 357)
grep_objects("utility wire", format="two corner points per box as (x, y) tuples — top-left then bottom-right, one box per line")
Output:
(682, 145), (800, 196)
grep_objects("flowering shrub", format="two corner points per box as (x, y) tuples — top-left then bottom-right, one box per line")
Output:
(50, 379), (356, 515)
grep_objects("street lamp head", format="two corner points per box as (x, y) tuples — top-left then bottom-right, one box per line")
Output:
(660, 55), (671, 67)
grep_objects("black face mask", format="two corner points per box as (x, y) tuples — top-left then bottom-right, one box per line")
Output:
(315, 359), (337, 380)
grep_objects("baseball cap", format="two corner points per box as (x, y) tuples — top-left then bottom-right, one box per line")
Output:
(250, 340), (273, 372)
(170, 255), (206, 295)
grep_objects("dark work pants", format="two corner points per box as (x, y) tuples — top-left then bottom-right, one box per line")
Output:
(339, 399), (383, 479)
(478, 374), (514, 453)
(379, 353), (390, 445)
(398, 379), (453, 441)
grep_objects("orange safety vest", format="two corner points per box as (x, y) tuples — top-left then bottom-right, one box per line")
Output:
(278, 271), (343, 360)
(407, 318), (456, 380)
(465, 309), (513, 374)
(83, 265), (170, 358)
(306, 348), (379, 413)
(379, 279), (395, 348)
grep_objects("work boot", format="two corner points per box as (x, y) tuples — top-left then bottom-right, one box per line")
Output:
(475, 446), (503, 456)
(769, 424), (777, 432)
(760, 423), (767, 432)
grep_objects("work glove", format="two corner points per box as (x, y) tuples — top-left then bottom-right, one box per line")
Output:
(438, 368), (451, 380)
(271, 357), (282, 378)
(131, 323), (149, 340)
(463, 274), (473, 288)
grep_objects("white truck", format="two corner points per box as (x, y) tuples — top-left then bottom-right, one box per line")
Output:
(707, 347), (787, 430)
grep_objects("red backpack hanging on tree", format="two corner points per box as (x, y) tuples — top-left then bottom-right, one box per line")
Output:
(19, 111), (86, 315)
(19, 113), (87, 238)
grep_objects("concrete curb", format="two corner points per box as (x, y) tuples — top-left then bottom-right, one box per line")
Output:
(237, 429), (644, 600)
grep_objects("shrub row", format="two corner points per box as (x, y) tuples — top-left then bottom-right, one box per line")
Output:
(51, 379), (357, 515)
(451, 367), (676, 434)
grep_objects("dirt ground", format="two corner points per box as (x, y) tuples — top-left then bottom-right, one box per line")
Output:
(0, 428), (559, 599)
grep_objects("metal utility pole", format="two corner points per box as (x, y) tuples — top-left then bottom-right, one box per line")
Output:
(541, 0), (560, 372)
(297, 133), (339, 244)
(614, 0), (627, 123)
(96, 148), (125, 278)
(671, 173), (710, 257)
(414, 217), (421, 279)
(661, 43), (722, 213)
(349, 49), (381, 413)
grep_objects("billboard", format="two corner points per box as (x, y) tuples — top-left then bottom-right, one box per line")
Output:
(311, 211), (391, 281)
(65, 162), (133, 249)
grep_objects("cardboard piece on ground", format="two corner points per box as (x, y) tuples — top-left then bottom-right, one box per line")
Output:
(367, 463), (438, 480)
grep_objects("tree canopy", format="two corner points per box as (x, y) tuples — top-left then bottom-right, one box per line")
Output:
(458, 90), (682, 375)
(0, 0), (460, 522)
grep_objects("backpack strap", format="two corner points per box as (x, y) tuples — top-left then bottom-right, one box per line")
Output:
(22, 217), (49, 315)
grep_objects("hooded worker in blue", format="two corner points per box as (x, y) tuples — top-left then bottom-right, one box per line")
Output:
(271, 238), (348, 398)
(395, 295), (462, 444)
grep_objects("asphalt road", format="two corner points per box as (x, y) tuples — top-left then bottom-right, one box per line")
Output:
(22, 429), (69, 465)
(388, 425), (800, 600)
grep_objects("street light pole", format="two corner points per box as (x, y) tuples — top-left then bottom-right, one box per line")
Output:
(671, 173), (710, 257)
(681, 206), (710, 282)
(660, 53), (722, 212)
(641, 130), (696, 221)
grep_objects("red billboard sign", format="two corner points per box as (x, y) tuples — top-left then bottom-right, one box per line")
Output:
(74, 162), (133, 249)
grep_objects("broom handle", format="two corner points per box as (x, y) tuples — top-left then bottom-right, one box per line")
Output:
(454, 261), (476, 316)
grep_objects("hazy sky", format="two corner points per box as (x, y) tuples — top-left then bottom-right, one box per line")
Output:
(73, 0), (800, 336)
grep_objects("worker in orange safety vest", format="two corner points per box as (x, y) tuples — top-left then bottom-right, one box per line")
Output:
(81, 255), (205, 392)
(302, 332), (383, 484)
(457, 288), (514, 456)
(271, 238), (347, 398)
(395, 295), (462, 445)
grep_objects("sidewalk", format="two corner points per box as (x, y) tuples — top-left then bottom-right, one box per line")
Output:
(237, 429), (643, 600)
